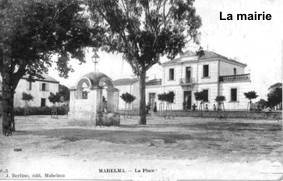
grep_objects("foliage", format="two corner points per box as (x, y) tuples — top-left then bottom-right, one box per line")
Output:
(120, 92), (136, 104)
(267, 87), (282, 108)
(21, 92), (33, 102)
(256, 99), (268, 109)
(215, 95), (225, 102)
(244, 91), (258, 101)
(48, 92), (61, 105)
(13, 105), (69, 116)
(158, 91), (175, 103)
(0, 0), (101, 79)
(194, 91), (206, 102)
(59, 84), (70, 101)
(196, 46), (205, 57)
(88, 0), (201, 70)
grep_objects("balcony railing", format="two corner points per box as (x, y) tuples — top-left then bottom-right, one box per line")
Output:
(179, 78), (195, 86)
(219, 74), (250, 82)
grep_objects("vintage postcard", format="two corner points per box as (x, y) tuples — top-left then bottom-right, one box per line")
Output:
(0, 0), (282, 180)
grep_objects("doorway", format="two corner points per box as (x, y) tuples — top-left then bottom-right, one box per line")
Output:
(41, 98), (46, 107)
(148, 93), (156, 109)
(183, 91), (191, 110)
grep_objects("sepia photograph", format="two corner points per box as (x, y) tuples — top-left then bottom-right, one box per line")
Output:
(0, 0), (282, 180)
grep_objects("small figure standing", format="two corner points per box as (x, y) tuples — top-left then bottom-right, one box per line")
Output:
(192, 103), (197, 111)
(153, 102), (157, 112)
(205, 104), (208, 111)
(213, 104), (216, 111)
(102, 96), (107, 112)
(146, 103), (151, 114)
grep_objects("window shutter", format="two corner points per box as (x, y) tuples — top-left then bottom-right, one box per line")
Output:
(39, 83), (42, 91)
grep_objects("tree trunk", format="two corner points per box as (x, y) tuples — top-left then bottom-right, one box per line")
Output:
(139, 70), (146, 125)
(2, 73), (15, 136)
(1, 46), (16, 136)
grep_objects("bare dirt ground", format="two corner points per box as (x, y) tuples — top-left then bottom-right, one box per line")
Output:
(0, 115), (283, 180)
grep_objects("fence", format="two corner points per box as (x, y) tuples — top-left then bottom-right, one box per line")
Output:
(117, 109), (282, 120)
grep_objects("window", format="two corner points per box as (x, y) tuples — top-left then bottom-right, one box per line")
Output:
(41, 83), (46, 91)
(82, 91), (88, 99)
(28, 81), (32, 90)
(231, 88), (237, 102)
(169, 68), (174, 80)
(203, 65), (209, 77)
(203, 89), (209, 102)
(41, 98), (46, 107)
(233, 68), (237, 75)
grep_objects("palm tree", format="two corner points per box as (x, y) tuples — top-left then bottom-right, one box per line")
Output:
(244, 91), (258, 111)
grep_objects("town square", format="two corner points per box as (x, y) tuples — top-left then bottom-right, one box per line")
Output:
(0, 0), (282, 180)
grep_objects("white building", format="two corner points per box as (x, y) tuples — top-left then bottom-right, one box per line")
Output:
(115, 50), (252, 111)
(0, 75), (59, 107)
(113, 78), (139, 110)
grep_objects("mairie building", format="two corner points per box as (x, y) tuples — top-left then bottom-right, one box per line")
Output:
(114, 50), (252, 111)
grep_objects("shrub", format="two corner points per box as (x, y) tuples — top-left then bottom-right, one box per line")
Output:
(48, 92), (61, 105)
(215, 95), (225, 102)
(14, 105), (69, 116)
(244, 91), (258, 102)
(120, 92), (136, 104)
(158, 91), (175, 103)
(22, 92), (33, 102)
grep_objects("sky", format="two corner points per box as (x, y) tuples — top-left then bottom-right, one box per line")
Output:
(49, 0), (283, 99)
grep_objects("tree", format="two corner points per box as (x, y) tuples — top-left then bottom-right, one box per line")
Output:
(215, 95), (225, 111)
(121, 92), (136, 105)
(194, 91), (205, 111)
(48, 92), (61, 118)
(59, 84), (70, 102)
(0, 0), (102, 135)
(22, 92), (33, 117)
(158, 91), (175, 118)
(48, 92), (61, 106)
(88, 0), (201, 125)
(22, 92), (33, 103)
(121, 92), (136, 117)
(267, 87), (282, 110)
(244, 91), (258, 111)
(256, 99), (268, 111)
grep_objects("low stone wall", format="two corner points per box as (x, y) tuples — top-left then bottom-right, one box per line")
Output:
(118, 110), (282, 120)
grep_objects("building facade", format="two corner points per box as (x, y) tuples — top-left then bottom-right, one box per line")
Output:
(115, 50), (252, 111)
(0, 75), (59, 108)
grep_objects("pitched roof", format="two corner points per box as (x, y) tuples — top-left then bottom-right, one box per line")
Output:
(146, 78), (162, 86)
(113, 78), (138, 86)
(22, 74), (59, 83)
(162, 50), (247, 67)
(268, 82), (282, 90)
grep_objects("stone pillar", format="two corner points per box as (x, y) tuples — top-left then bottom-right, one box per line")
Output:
(88, 90), (97, 125)
(107, 88), (114, 112)
(113, 90), (119, 112)
(69, 90), (76, 118)
(95, 88), (103, 112)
